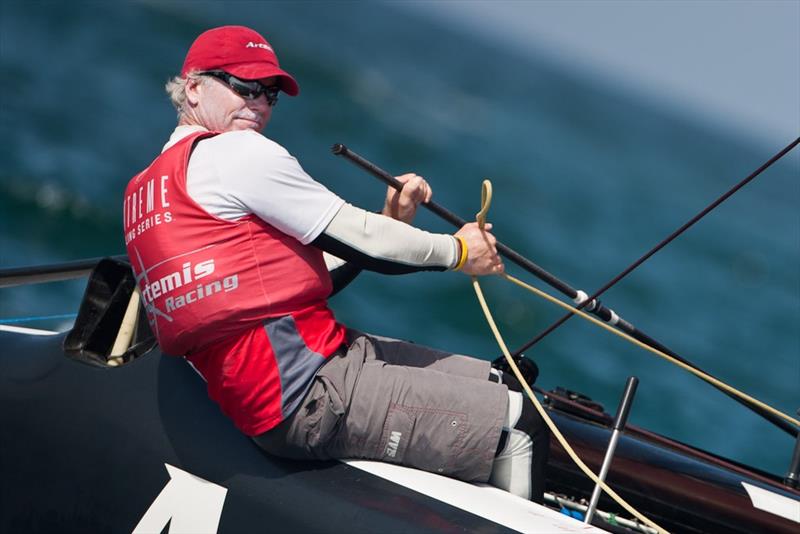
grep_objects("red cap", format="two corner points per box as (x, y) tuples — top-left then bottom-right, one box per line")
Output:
(181, 25), (299, 96)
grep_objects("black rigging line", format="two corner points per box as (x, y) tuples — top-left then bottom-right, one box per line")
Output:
(512, 136), (799, 355)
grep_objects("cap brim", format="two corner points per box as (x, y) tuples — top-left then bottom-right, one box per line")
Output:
(223, 63), (300, 96)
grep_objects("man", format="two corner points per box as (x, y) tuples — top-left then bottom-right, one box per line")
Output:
(123, 25), (548, 502)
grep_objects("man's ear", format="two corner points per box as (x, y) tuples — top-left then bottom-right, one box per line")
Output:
(185, 77), (202, 107)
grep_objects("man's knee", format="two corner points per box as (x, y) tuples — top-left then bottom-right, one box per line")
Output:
(490, 391), (550, 503)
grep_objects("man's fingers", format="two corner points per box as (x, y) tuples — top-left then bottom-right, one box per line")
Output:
(384, 173), (430, 224)
(394, 175), (432, 208)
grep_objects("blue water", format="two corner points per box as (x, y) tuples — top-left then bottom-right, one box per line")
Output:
(1, 1), (798, 476)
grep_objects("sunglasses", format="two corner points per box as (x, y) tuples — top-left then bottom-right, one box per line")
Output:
(201, 71), (280, 106)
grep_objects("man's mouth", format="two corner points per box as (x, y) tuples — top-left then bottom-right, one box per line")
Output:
(235, 116), (262, 129)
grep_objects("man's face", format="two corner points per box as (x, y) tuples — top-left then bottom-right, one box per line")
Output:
(187, 74), (277, 133)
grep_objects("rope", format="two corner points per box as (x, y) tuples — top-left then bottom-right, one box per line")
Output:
(501, 272), (800, 429)
(470, 177), (798, 428)
(470, 179), (669, 533)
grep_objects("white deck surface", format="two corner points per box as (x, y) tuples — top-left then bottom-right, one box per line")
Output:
(346, 460), (606, 533)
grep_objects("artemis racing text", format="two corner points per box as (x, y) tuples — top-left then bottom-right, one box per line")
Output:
(140, 259), (240, 313)
(165, 275), (239, 312)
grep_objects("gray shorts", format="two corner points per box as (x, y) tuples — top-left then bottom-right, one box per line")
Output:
(254, 331), (508, 482)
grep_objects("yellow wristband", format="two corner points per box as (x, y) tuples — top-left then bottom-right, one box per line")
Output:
(453, 236), (468, 271)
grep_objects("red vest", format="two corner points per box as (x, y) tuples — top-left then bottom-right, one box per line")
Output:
(123, 131), (346, 435)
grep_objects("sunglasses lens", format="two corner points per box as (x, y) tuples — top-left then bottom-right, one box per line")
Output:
(228, 77), (260, 99)
(264, 87), (279, 106)
(204, 72), (279, 105)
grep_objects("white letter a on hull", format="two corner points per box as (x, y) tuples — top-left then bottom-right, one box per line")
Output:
(132, 463), (227, 534)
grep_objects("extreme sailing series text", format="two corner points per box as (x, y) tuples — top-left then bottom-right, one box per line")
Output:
(124, 174), (172, 244)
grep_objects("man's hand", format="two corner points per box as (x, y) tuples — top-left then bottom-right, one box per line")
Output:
(382, 173), (432, 224)
(455, 222), (504, 276)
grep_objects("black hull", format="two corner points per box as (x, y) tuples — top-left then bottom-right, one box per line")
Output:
(0, 330), (518, 533)
(1, 327), (798, 533)
(545, 406), (799, 533)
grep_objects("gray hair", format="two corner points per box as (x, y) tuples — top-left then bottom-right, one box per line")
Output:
(165, 71), (204, 118)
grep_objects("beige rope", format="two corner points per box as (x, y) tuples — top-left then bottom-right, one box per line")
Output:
(475, 179), (493, 228)
(470, 179), (669, 533)
(472, 278), (669, 533)
(500, 273), (800, 429)
(472, 177), (798, 429)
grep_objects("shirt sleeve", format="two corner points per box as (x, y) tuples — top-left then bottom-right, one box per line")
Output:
(204, 130), (345, 244)
(313, 203), (459, 273)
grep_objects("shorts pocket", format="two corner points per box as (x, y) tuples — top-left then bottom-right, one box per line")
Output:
(381, 406), (469, 475)
(379, 405), (469, 475)
(378, 406), (415, 464)
(307, 377), (344, 451)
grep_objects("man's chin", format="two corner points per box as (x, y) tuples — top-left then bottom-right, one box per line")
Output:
(232, 119), (264, 132)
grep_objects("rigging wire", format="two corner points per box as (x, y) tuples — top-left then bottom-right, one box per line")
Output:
(501, 272), (800, 429)
(512, 136), (800, 356)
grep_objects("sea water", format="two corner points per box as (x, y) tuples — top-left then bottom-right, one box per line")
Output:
(1, 1), (797, 477)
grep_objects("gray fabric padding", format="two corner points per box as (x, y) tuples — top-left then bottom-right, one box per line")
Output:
(263, 316), (327, 418)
